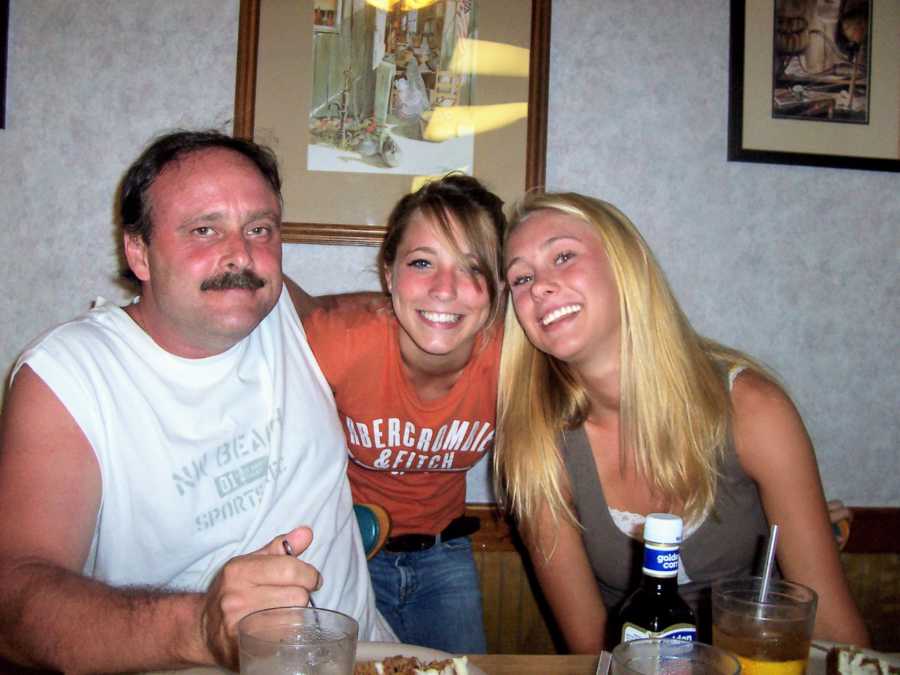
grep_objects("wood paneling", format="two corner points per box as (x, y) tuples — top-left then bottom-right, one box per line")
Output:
(840, 553), (900, 651)
(844, 508), (900, 554)
(474, 549), (562, 654)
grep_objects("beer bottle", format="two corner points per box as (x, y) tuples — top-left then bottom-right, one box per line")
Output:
(617, 513), (697, 644)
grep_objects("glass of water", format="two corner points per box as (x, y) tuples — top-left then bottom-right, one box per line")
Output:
(238, 605), (358, 675)
(612, 638), (742, 675)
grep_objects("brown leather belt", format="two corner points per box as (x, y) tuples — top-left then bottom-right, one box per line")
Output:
(383, 515), (480, 553)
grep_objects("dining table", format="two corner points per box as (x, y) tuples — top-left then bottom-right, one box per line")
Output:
(136, 654), (603, 675)
(10, 647), (900, 674)
(133, 645), (900, 674)
(469, 653), (600, 674)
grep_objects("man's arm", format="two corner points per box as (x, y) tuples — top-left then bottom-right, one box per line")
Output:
(0, 367), (320, 673)
(285, 276), (323, 318)
(284, 275), (385, 320)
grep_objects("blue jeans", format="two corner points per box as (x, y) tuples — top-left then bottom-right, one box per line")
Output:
(368, 536), (487, 654)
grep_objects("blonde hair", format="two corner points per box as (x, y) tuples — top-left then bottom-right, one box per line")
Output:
(494, 192), (769, 536)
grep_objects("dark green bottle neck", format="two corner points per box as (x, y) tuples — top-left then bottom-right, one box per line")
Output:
(640, 573), (681, 594)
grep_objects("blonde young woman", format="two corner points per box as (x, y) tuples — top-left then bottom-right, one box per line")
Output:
(494, 192), (869, 651)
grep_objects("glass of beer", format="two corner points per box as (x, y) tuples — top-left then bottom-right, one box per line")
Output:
(712, 578), (817, 675)
(611, 638), (742, 675)
(238, 605), (358, 675)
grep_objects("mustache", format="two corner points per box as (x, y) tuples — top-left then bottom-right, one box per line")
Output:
(200, 270), (266, 291)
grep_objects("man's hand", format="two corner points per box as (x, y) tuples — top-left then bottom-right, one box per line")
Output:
(200, 526), (322, 670)
(827, 499), (852, 550)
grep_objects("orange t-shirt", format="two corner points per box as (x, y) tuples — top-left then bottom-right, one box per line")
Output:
(304, 302), (501, 535)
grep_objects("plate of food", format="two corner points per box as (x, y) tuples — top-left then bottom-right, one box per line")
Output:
(809, 641), (900, 675)
(354, 641), (485, 675)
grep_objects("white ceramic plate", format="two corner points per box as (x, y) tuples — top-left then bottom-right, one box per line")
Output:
(356, 641), (486, 675)
(141, 668), (227, 674)
(808, 641), (900, 675)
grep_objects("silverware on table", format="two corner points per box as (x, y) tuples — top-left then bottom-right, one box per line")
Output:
(596, 650), (612, 675)
(282, 539), (316, 609)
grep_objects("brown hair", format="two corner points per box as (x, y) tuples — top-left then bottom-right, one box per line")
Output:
(377, 173), (507, 328)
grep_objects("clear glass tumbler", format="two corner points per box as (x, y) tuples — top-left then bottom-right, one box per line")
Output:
(238, 605), (358, 675)
(712, 577), (817, 675)
(612, 637), (742, 675)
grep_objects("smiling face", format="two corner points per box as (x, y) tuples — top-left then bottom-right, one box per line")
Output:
(504, 208), (621, 369)
(384, 210), (492, 370)
(124, 148), (283, 358)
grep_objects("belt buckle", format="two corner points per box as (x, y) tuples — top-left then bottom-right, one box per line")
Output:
(408, 534), (435, 551)
(385, 534), (436, 552)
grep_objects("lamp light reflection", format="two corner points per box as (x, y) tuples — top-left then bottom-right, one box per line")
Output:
(365, 0), (441, 11)
(448, 38), (530, 77)
(422, 102), (528, 142)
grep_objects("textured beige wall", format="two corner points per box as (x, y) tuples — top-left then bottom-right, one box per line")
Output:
(0, 1), (896, 504)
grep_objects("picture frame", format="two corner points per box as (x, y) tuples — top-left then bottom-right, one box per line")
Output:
(728, 0), (900, 173)
(1, 0), (9, 130)
(234, 0), (550, 245)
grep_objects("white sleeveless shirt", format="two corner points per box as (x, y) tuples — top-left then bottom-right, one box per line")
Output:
(14, 288), (393, 641)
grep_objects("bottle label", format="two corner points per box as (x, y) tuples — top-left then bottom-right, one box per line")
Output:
(621, 622), (697, 643)
(642, 542), (680, 578)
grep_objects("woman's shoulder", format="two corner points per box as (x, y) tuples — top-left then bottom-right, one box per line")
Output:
(302, 296), (395, 373)
(729, 368), (811, 480)
(729, 368), (793, 417)
(306, 294), (392, 331)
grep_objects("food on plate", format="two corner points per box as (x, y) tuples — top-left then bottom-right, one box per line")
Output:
(354, 654), (469, 675)
(827, 645), (899, 675)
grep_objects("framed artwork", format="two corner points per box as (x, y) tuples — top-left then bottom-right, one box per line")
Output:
(728, 0), (900, 172)
(1, 0), (8, 129)
(313, 0), (342, 33)
(234, 0), (550, 244)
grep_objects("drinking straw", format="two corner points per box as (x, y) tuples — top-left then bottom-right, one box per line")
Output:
(758, 524), (779, 604)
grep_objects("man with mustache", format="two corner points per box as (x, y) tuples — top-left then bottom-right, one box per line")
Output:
(0, 130), (394, 673)
(200, 269), (267, 291)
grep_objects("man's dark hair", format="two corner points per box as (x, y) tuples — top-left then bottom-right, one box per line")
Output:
(117, 129), (282, 283)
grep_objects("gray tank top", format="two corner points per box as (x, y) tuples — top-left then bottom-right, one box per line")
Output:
(562, 425), (771, 640)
